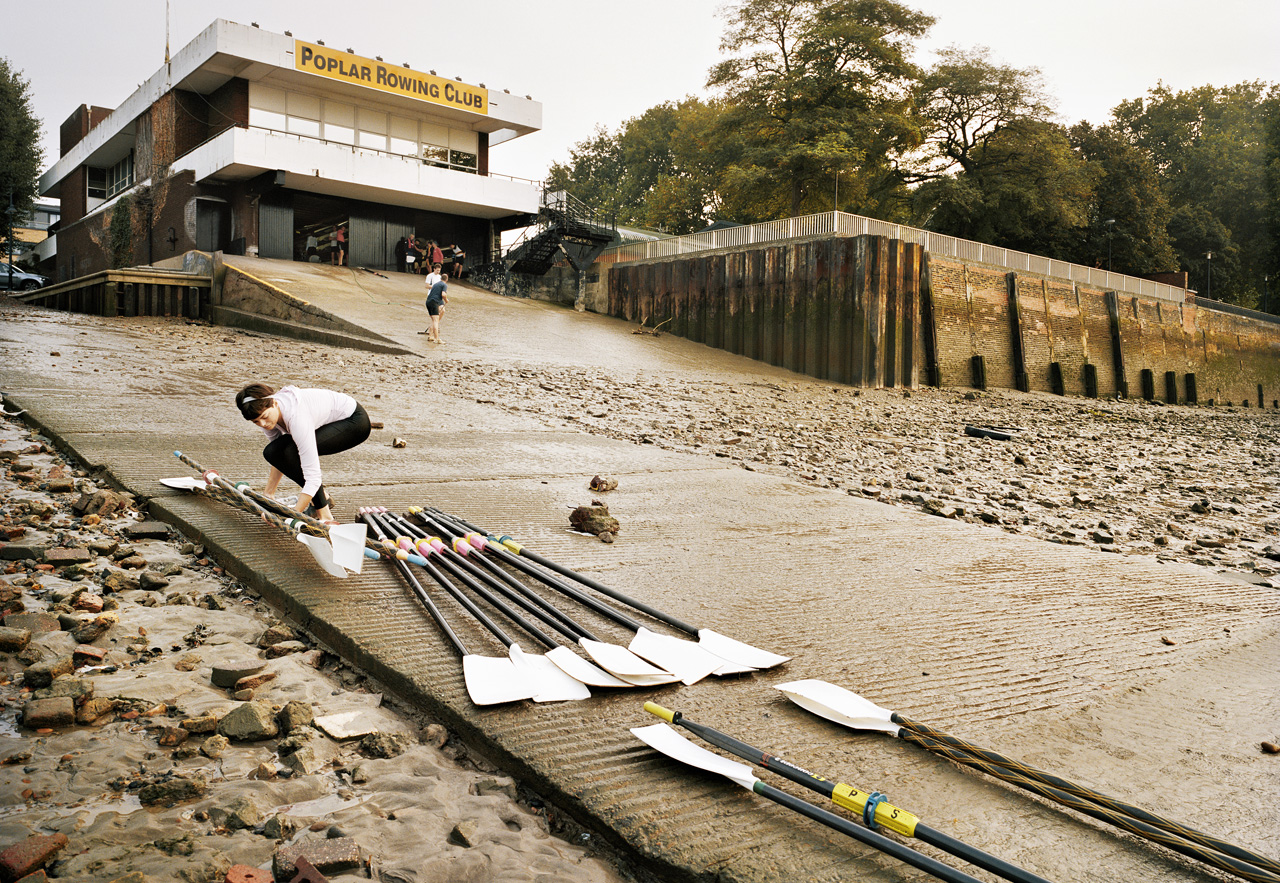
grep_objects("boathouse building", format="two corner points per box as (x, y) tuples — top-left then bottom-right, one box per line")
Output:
(39, 19), (543, 280)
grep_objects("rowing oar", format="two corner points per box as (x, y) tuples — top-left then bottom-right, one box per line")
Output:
(415, 509), (716, 684)
(160, 472), (360, 578)
(644, 702), (1055, 883)
(630, 722), (986, 883)
(364, 510), (588, 703)
(380, 512), (655, 688)
(374, 510), (634, 694)
(170, 452), (370, 573)
(423, 506), (789, 672)
(358, 510), (534, 705)
(775, 680), (1280, 883)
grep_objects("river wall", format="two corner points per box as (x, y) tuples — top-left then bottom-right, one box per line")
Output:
(565, 235), (1280, 407)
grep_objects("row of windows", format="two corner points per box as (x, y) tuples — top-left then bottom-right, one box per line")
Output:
(248, 84), (480, 173)
(87, 153), (135, 202)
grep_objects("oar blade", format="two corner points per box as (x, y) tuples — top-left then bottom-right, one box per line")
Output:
(775, 679), (898, 734)
(295, 533), (349, 579)
(545, 647), (636, 688)
(509, 645), (591, 703)
(628, 627), (733, 686)
(698, 629), (790, 670)
(461, 654), (535, 706)
(631, 723), (758, 791)
(160, 476), (206, 491)
(328, 523), (369, 573)
(579, 639), (679, 684)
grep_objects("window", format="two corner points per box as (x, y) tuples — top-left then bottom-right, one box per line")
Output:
(422, 144), (449, 168)
(449, 150), (477, 172)
(87, 168), (107, 201)
(106, 153), (134, 198)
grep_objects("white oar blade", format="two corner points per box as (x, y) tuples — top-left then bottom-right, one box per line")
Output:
(630, 723), (758, 791)
(698, 629), (790, 670)
(509, 645), (591, 702)
(712, 660), (758, 677)
(328, 523), (369, 574)
(296, 533), (349, 579)
(629, 627), (731, 686)
(545, 647), (635, 688)
(579, 639), (679, 683)
(462, 654), (535, 706)
(160, 476), (206, 491)
(774, 679), (898, 734)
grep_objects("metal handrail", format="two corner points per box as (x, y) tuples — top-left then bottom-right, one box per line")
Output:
(599, 211), (1189, 304)
(179, 124), (544, 187)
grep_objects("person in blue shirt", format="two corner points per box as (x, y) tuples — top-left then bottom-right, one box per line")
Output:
(424, 273), (449, 343)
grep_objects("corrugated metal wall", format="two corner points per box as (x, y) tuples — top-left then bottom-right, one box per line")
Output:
(258, 201), (294, 260)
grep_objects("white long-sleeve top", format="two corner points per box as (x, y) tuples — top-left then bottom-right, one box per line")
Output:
(260, 386), (357, 498)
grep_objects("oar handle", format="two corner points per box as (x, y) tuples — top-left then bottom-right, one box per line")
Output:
(379, 513), (558, 650)
(901, 729), (1280, 883)
(358, 513), (469, 657)
(429, 507), (702, 637)
(894, 716), (1280, 879)
(389, 513), (589, 646)
(368, 512), (519, 649)
(751, 780), (985, 883)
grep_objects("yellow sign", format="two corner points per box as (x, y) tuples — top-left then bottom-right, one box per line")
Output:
(293, 41), (488, 115)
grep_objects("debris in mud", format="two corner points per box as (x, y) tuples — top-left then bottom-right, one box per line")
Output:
(569, 503), (620, 539)
(589, 475), (618, 492)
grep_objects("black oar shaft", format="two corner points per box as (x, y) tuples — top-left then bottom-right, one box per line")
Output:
(899, 729), (1280, 883)
(429, 508), (702, 636)
(358, 513), (469, 658)
(648, 704), (1055, 883)
(892, 715), (1280, 879)
(753, 781), (984, 883)
(421, 509), (648, 633)
(368, 513), (520, 649)
(392, 514), (592, 644)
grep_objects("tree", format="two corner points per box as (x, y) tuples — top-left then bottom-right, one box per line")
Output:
(1067, 122), (1178, 275)
(707, 0), (933, 220)
(0, 57), (43, 262)
(546, 98), (729, 234)
(912, 45), (1051, 180)
(1112, 82), (1278, 305)
(914, 119), (1096, 258)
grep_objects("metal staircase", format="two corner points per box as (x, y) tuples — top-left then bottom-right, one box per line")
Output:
(486, 190), (617, 280)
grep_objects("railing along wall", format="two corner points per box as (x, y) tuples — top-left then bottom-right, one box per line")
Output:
(15, 269), (212, 320)
(601, 211), (1189, 305)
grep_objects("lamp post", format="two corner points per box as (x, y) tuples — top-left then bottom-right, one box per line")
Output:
(834, 170), (840, 214)
(1205, 251), (1213, 301)
(1104, 219), (1115, 273)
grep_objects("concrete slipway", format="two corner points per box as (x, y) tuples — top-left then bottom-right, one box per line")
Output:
(2, 259), (1276, 883)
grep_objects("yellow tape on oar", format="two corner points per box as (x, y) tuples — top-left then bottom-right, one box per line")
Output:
(500, 536), (523, 554)
(644, 702), (675, 723)
(832, 783), (919, 837)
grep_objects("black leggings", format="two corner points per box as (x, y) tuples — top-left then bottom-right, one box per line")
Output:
(263, 403), (370, 509)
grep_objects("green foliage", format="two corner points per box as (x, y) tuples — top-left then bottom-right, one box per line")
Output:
(543, 0), (1276, 303)
(1113, 82), (1278, 305)
(913, 45), (1051, 178)
(915, 120), (1096, 258)
(546, 98), (728, 234)
(108, 195), (134, 269)
(1067, 123), (1178, 275)
(0, 57), (44, 251)
(709, 0), (933, 219)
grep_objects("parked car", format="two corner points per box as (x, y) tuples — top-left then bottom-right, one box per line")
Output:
(0, 264), (49, 291)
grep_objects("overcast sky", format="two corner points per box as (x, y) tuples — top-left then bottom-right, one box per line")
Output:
(7, 0), (1279, 189)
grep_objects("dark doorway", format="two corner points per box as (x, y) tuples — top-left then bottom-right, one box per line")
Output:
(195, 199), (231, 252)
